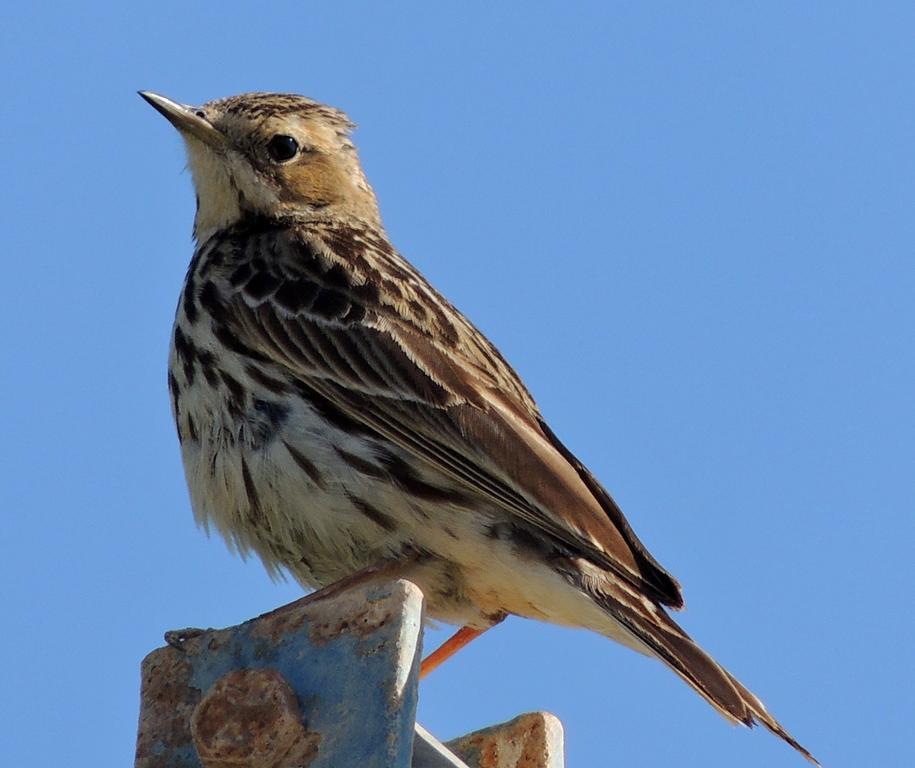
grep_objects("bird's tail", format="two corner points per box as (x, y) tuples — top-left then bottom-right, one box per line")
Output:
(574, 561), (819, 765)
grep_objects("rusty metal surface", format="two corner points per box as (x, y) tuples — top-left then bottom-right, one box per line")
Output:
(446, 712), (565, 768)
(191, 669), (320, 768)
(413, 724), (472, 768)
(135, 579), (423, 768)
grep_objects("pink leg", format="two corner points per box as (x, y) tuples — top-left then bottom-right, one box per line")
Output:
(420, 612), (507, 678)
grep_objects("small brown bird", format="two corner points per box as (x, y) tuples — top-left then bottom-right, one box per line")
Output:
(141, 90), (817, 764)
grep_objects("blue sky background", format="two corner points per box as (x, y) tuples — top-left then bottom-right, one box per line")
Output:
(2, 3), (912, 766)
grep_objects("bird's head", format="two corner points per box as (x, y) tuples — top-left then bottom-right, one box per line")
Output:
(140, 91), (380, 240)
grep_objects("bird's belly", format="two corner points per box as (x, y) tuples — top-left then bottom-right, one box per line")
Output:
(170, 345), (598, 630)
(176, 372), (406, 584)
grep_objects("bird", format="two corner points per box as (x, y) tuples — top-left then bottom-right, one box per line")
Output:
(140, 90), (817, 764)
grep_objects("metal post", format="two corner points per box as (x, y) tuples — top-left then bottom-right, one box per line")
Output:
(135, 579), (564, 767)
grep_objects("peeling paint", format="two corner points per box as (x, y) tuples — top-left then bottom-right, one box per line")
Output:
(135, 580), (423, 768)
(446, 713), (564, 768)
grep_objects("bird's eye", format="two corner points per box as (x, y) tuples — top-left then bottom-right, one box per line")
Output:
(267, 134), (299, 162)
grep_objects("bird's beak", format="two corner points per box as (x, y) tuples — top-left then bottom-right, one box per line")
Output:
(139, 91), (226, 150)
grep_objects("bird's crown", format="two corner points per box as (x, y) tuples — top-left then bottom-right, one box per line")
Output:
(141, 91), (380, 241)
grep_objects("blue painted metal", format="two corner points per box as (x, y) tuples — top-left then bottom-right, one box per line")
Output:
(135, 579), (423, 768)
(135, 578), (565, 768)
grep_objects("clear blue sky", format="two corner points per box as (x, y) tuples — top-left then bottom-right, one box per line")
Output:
(2, 4), (912, 766)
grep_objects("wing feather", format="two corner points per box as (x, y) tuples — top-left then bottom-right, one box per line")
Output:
(208, 219), (683, 607)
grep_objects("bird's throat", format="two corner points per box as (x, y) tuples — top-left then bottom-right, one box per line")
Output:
(183, 138), (246, 243)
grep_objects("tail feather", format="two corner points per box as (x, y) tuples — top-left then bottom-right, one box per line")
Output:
(576, 562), (819, 765)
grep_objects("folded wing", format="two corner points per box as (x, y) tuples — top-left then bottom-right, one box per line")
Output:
(203, 219), (683, 608)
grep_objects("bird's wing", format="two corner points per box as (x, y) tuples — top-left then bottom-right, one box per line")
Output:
(205, 219), (682, 607)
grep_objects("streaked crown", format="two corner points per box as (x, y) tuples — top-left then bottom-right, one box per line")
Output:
(141, 91), (380, 240)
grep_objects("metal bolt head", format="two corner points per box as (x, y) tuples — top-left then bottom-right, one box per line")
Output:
(191, 668), (318, 768)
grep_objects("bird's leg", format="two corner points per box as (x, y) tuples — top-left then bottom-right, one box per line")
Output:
(420, 627), (485, 678)
(420, 612), (507, 678)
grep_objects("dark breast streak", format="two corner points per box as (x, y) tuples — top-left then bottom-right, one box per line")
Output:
(168, 216), (465, 545)
(179, 218), (468, 407)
